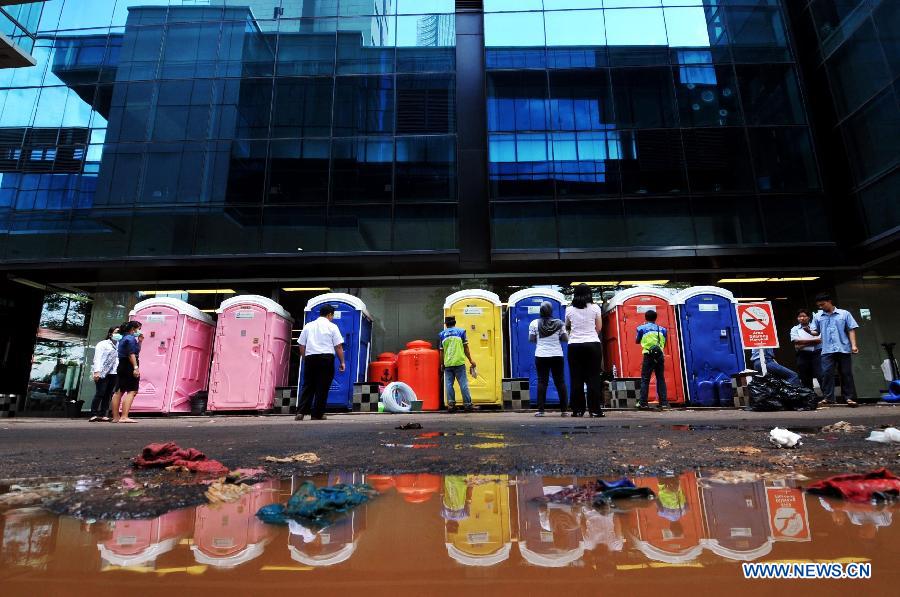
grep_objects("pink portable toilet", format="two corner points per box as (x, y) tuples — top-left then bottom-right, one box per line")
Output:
(97, 508), (194, 568)
(129, 297), (215, 413)
(208, 295), (292, 411)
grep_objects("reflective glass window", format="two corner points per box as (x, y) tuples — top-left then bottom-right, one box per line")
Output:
(262, 206), (327, 253)
(336, 15), (396, 74)
(692, 197), (763, 245)
(225, 140), (267, 205)
(725, 5), (789, 62)
(736, 64), (804, 125)
(395, 136), (456, 202)
(484, 0), (543, 13)
(268, 139), (331, 204)
(825, 21), (891, 117)
(195, 207), (261, 255)
(234, 79), (274, 139)
(484, 12), (545, 48)
(396, 14), (455, 72)
(6, 211), (69, 260)
(675, 63), (741, 127)
(334, 75), (395, 136)
(66, 209), (132, 258)
(859, 169), (900, 237)
(553, 132), (621, 197)
(625, 197), (696, 247)
(397, 1), (455, 15)
(487, 71), (549, 133)
(750, 127), (819, 193)
(558, 199), (625, 248)
(276, 19), (337, 77)
(874, 1), (900, 79)
(491, 202), (556, 250)
(682, 127), (754, 192)
(397, 74), (455, 134)
(604, 9), (667, 47)
(393, 204), (457, 250)
(761, 195), (830, 243)
(330, 137), (393, 202)
(488, 133), (554, 200)
(611, 67), (678, 129)
(271, 78), (334, 138)
(327, 204), (392, 252)
(843, 89), (900, 183)
(549, 70), (612, 131)
(619, 129), (687, 195)
(663, 7), (713, 48)
(128, 208), (196, 256)
(544, 10), (604, 47)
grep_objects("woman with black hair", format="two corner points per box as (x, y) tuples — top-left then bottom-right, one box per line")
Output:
(529, 301), (569, 417)
(565, 284), (605, 417)
(110, 320), (143, 423)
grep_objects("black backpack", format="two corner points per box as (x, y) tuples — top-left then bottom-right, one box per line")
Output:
(647, 324), (665, 363)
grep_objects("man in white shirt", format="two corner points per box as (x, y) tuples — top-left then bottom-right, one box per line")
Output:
(296, 304), (346, 421)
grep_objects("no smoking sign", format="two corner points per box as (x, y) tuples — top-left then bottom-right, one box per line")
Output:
(736, 302), (779, 349)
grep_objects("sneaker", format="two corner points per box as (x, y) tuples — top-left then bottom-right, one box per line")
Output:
(636, 404), (651, 411)
(88, 416), (100, 423)
(560, 412), (569, 417)
(295, 413), (307, 421)
(846, 400), (859, 408)
(447, 406), (458, 413)
(534, 411), (545, 417)
(463, 405), (474, 413)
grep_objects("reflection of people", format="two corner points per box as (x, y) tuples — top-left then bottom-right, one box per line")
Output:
(791, 309), (822, 391)
(296, 304), (346, 421)
(89, 326), (120, 422)
(110, 321), (142, 423)
(565, 284), (604, 418)
(529, 301), (569, 417)
(636, 310), (669, 410)
(656, 478), (688, 522)
(48, 363), (67, 392)
(814, 293), (859, 407)
(750, 348), (801, 386)
(441, 475), (471, 521)
(439, 316), (476, 413)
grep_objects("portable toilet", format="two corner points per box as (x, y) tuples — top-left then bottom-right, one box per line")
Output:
(208, 296), (292, 411)
(191, 481), (280, 568)
(602, 287), (685, 404)
(129, 297), (215, 413)
(442, 290), (503, 407)
(444, 475), (512, 567)
(299, 293), (372, 410)
(672, 287), (746, 406)
(508, 288), (568, 407)
(699, 479), (773, 561)
(98, 509), (194, 568)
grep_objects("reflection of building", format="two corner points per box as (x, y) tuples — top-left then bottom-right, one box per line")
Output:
(0, 2), (43, 68)
(444, 475), (512, 567)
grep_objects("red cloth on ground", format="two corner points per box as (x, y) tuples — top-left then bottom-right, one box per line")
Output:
(133, 442), (229, 475)
(805, 468), (900, 502)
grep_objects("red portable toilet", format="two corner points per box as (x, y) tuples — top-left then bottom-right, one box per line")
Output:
(191, 480), (279, 568)
(128, 298), (215, 413)
(397, 341), (441, 411)
(630, 473), (705, 564)
(368, 352), (398, 386)
(603, 287), (685, 404)
(98, 508), (194, 568)
(208, 295), (292, 411)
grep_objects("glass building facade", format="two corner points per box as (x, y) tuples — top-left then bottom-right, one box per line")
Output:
(788, 0), (900, 243)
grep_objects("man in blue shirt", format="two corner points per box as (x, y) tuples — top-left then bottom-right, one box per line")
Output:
(750, 348), (801, 386)
(635, 310), (669, 410)
(813, 292), (860, 406)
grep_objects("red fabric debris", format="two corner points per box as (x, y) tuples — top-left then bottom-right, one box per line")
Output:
(805, 468), (900, 503)
(133, 442), (229, 476)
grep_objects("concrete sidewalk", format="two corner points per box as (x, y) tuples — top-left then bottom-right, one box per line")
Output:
(1, 405), (898, 479)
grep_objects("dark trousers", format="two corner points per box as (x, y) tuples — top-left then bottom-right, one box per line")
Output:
(90, 374), (117, 417)
(535, 356), (568, 413)
(639, 354), (668, 406)
(568, 342), (604, 415)
(821, 352), (857, 403)
(298, 354), (336, 417)
(796, 350), (822, 391)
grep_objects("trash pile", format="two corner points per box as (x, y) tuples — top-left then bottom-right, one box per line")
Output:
(262, 452), (320, 464)
(748, 376), (818, 411)
(805, 469), (900, 503)
(537, 478), (655, 508)
(133, 442), (229, 475)
(821, 420), (866, 433)
(257, 481), (377, 527)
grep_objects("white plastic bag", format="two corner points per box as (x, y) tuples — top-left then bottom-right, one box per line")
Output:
(865, 427), (900, 444)
(769, 427), (802, 448)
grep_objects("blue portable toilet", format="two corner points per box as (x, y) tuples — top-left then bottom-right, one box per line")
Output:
(299, 293), (373, 410)
(507, 288), (568, 407)
(672, 287), (745, 407)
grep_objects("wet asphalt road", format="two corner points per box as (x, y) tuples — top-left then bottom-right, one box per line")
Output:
(2, 406), (899, 480)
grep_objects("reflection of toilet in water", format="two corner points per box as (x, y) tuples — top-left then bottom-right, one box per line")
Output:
(699, 478), (773, 561)
(191, 481), (279, 568)
(444, 475), (512, 567)
(98, 508), (194, 568)
(516, 477), (585, 567)
(395, 474), (441, 504)
(288, 473), (367, 567)
(631, 473), (705, 564)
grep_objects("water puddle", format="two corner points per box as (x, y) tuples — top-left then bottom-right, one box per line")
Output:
(1, 472), (897, 594)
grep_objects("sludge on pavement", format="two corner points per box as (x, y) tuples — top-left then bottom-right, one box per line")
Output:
(1, 471), (897, 596)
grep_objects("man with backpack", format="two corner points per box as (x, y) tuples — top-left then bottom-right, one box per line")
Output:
(636, 310), (670, 410)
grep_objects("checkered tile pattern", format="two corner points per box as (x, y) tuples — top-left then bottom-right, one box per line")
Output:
(353, 383), (381, 413)
(274, 387), (296, 414)
(0, 394), (17, 418)
(610, 379), (640, 409)
(731, 374), (753, 408)
(502, 378), (530, 411)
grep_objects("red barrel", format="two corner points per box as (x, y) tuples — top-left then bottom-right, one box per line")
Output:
(397, 341), (440, 411)
(368, 352), (398, 385)
(394, 474), (441, 504)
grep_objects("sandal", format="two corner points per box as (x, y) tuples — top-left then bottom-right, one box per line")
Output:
(88, 416), (100, 423)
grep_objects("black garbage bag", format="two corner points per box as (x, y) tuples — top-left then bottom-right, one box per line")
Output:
(748, 376), (819, 412)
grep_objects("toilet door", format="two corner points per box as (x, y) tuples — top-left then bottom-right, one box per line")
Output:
(210, 304), (267, 409)
(132, 305), (180, 412)
(447, 298), (498, 405)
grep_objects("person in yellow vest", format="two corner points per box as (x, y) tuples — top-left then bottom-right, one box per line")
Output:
(635, 310), (670, 410)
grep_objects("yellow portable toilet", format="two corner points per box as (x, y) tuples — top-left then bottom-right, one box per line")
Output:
(444, 475), (512, 567)
(443, 289), (503, 406)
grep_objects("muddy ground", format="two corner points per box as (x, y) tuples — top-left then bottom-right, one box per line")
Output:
(2, 407), (899, 481)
